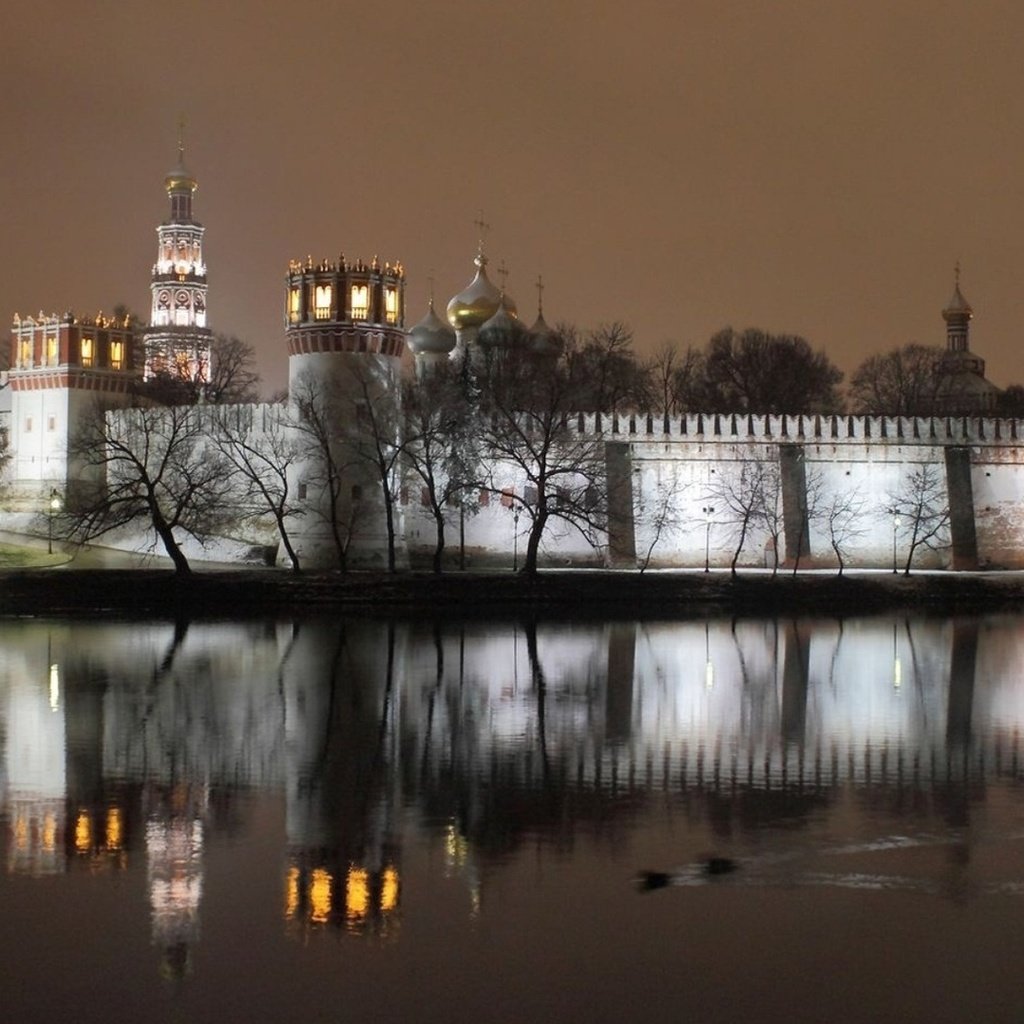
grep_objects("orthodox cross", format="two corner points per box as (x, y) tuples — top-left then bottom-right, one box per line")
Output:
(474, 212), (490, 254)
(535, 274), (545, 315)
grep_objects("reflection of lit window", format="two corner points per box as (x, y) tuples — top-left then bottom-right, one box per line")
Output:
(49, 663), (60, 709)
(314, 284), (332, 320)
(106, 808), (123, 850)
(385, 287), (398, 324)
(75, 811), (92, 853)
(346, 867), (370, 921)
(289, 287), (302, 322)
(351, 284), (369, 320)
(80, 336), (94, 367)
(42, 813), (57, 853)
(285, 866), (300, 919)
(110, 340), (123, 370)
(381, 866), (399, 912)
(309, 868), (332, 923)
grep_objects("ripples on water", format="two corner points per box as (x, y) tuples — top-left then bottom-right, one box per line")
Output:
(3, 614), (1024, 1023)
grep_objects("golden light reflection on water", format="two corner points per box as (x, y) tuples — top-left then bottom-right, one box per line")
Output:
(74, 811), (91, 854)
(345, 867), (370, 925)
(308, 868), (332, 924)
(285, 865), (299, 919)
(380, 866), (399, 913)
(105, 808), (123, 851)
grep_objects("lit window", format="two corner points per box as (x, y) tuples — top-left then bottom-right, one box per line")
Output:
(385, 287), (399, 324)
(80, 337), (94, 367)
(351, 284), (369, 320)
(46, 335), (58, 364)
(289, 287), (302, 323)
(110, 340), (123, 370)
(19, 339), (32, 366)
(314, 284), (332, 320)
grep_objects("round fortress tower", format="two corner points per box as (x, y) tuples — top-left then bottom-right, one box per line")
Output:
(285, 254), (407, 569)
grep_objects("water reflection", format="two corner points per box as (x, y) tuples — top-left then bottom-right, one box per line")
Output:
(3, 613), (1024, 976)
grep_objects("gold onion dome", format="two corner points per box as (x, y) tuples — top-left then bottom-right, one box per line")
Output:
(446, 253), (514, 329)
(478, 296), (526, 350)
(407, 300), (457, 356)
(165, 151), (197, 193)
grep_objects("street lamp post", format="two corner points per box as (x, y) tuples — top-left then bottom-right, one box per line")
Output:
(890, 508), (899, 574)
(512, 507), (521, 572)
(48, 489), (61, 554)
(702, 505), (715, 573)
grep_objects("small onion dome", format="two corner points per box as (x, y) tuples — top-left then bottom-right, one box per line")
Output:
(165, 152), (197, 194)
(942, 281), (973, 322)
(478, 297), (527, 350)
(406, 301), (456, 356)
(446, 253), (515, 329)
(527, 311), (563, 358)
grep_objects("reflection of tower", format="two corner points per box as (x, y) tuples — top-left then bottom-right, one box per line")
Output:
(285, 254), (407, 569)
(281, 620), (403, 937)
(145, 783), (207, 980)
(143, 128), (212, 383)
(2, 654), (67, 876)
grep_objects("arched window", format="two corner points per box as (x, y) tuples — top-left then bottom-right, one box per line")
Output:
(314, 284), (332, 320)
(351, 284), (369, 320)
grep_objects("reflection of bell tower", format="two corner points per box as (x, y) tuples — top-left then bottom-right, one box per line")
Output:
(144, 123), (212, 383)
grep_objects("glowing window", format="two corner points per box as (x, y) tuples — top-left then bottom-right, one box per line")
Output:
(314, 284), (332, 320)
(351, 284), (369, 320)
(289, 287), (302, 322)
(46, 335), (58, 364)
(80, 336), (94, 367)
(110, 340), (123, 370)
(385, 287), (398, 324)
(19, 339), (32, 366)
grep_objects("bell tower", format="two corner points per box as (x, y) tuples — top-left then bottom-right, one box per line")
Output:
(143, 123), (212, 384)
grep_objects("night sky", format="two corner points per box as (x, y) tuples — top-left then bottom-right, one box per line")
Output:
(5, 0), (1024, 396)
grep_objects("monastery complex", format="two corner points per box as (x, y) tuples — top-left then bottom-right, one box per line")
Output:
(2, 148), (1023, 572)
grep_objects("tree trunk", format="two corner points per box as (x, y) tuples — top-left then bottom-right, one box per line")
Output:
(522, 514), (546, 575)
(151, 508), (191, 574)
(276, 514), (301, 573)
(432, 507), (446, 573)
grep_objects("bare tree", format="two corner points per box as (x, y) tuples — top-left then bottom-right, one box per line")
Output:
(645, 341), (706, 416)
(65, 404), (236, 574)
(821, 485), (869, 576)
(139, 334), (261, 406)
(212, 404), (304, 572)
(848, 344), (949, 416)
(703, 328), (843, 414)
(402, 366), (481, 572)
(479, 355), (607, 574)
(634, 469), (688, 573)
(290, 373), (363, 571)
(887, 463), (951, 574)
(708, 460), (771, 576)
(753, 460), (784, 576)
(564, 322), (649, 413)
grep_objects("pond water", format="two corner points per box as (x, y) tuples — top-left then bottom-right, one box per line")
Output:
(3, 612), (1024, 1023)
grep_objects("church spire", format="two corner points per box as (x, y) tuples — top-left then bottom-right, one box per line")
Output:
(942, 263), (973, 353)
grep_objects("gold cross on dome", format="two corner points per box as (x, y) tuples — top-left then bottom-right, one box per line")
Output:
(535, 274), (544, 314)
(474, 211), (490, 253)
(176, 114), (187, 159)
(497, 259), (509, 293)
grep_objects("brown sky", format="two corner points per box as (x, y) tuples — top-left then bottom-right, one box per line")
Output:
(4, 0), (1024, 396)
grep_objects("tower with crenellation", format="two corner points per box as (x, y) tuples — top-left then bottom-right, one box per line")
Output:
(284, 253), (408, 568)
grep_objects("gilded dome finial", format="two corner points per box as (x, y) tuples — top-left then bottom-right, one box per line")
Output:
(535, 274), (545, 317)
(474, 211), (490, 267)
(428, 270), (436, 310)
(177, 113), (187, 164)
